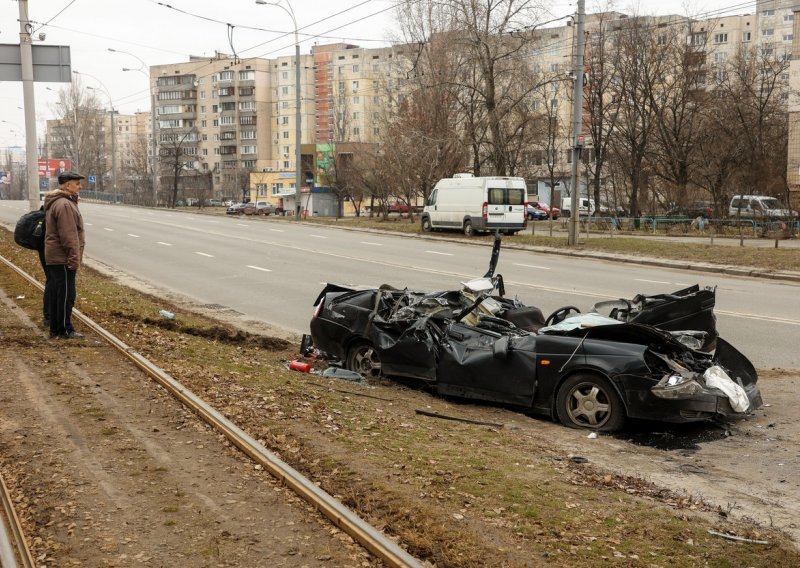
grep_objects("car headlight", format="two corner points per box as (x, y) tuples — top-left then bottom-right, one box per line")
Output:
(651, 373), (705, 399)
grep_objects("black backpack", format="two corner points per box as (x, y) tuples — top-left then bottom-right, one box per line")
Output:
(14, 207), (46, 250)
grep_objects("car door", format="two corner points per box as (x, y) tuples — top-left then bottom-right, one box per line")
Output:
(436, 323), (537, 406)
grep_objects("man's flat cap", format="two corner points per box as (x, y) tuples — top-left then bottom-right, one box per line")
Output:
(58, 171), (86, 185)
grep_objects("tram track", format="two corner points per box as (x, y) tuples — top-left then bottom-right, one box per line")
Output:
(0, 253), (421, 568)
(0, 468), (35, 568)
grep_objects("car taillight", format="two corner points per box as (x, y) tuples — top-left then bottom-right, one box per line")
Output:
(313, 298), (325, 319)
(482, 202), (488, 218)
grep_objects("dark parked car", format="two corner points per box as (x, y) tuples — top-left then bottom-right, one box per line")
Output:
(682, 201), (715, 219)
(526, 205), (548, 221)
(309, 237), (761, 432)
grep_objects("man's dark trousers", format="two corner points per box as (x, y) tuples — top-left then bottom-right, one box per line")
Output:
(48, 264), (76, 337)
(37, 248), (52, 324)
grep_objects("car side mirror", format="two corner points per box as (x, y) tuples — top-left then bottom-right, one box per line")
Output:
(493, 336), (510, 359)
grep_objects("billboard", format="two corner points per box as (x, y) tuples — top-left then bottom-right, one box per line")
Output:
(38, 159), (70, 178)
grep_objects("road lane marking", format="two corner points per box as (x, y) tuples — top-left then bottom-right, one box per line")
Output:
(360, 241), (382, 246)
(425, 250), (453, 256)
(270, 229), (284, 232)
(85, 223), (93, 226)
(128, 233), (140, 238)
(513, 263), (551, 270)
(310, 234), (327, 239)
(157, 241), (173, 246)
(634, 278), (671, 285)
(103, 227), (114, 231)
(195, 252), (214, 257)
(247, 265), (272, 272)
(236, 224), (249, 227)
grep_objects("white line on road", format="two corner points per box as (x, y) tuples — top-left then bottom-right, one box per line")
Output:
(207, 220), (219, 224)
(85, 223), (93, 226)
(157, 241), (173, 246)
(195, 252), (214, 257)
(513, 263), (551, 270)
(310, 234), (327, 239)
(247, 265), (272, 272)
(236, 224), (249, 227)
(270, 229), (284, 232)
(425, 250), (453, 256)
(634, 278), (671, 285)
(128, 233), (140, 238)
(360, 241), (382, 246)
(103, 227), (114, 232)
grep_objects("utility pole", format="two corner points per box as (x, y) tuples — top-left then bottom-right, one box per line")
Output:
(568, 0), (586, 246)
(18, 0), (40, 211)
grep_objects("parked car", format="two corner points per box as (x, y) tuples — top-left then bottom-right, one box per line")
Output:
(526, 205), (548, 221)
(226, 203), (253, 215)
(729, 195), (798, 220)
(682, 201), (715, 219)
(309, 237), (761, 432)
(529, 200), (559, 220)
(254, 201), (275, 215)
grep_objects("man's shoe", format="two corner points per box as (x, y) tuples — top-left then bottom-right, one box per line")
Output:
(62, 331), (85, 339)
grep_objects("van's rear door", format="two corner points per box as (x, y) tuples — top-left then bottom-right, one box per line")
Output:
(486, 184), (526, 228)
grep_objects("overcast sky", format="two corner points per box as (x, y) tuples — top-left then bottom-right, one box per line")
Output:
(1, 0), (756, 149)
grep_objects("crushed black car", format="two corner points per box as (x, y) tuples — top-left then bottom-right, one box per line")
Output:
(309, 236), (762, 432)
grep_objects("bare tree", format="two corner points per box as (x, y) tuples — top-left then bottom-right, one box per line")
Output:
(158, 127), (200, 208)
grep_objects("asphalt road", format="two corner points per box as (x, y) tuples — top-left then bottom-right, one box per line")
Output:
(1, 201), (798, 368)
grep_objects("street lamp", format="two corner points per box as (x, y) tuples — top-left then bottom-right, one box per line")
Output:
(111, 47), (160, 206)
(75, 70), (117, 205)
(255, 0), (302, 219)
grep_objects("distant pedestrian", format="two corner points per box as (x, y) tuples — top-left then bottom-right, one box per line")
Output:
(692, 215), (706, 231)
(44, 171), (86, 339)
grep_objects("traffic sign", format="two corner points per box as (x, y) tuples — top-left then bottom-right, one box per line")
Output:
(88, 176), (97, 184)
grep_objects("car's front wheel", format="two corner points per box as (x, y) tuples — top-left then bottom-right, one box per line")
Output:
(421, 216), (432, 232)
(555, 374), (625, 432)
(346, 341), (382, 379)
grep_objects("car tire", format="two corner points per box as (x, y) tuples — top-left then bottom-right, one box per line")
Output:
(421, 216), (432, 232)
(463, 219), (474, 237)
(346, 341), (382, 379)
(555, 374), (625, 432)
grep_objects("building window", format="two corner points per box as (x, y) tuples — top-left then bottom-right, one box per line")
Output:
(282, 71), (289, 80)
(550, 63), (559, 72)
(239, 101), (256, 111)
(352, 80), (359, 91)
(742, 31), (751, 42)
(352, 64), (359, 72)
(242, 159), (256, 169)
(283, 160), (290, 169)
(784, 34), (793, 42)
(202, 148), (208, 155)
(213, 133), (219, 141)
(241, 130), (256, 139)
(282, 101), (289, 109)
(714, 52), (728, 63)
(353, 127), (360, 136)
(283, 131), (289, 139)
(690, 32), (707, 46)
(220, 115), (235, 125)
(714, 33), (728, 44)
(352, 111), (360, 120)
(218, 70), (234, 81)
(785, 14), (795, 22)
(281, 86), (289, 96)
(239, 70), (255, 81)
(281, 116), (288, 125)
(239, 86), (254, 96)
(201, 120), (207, 128)
(762, 9), (774, 16)
(353, 96), (360, 105)
(762, 29), (774, 37)
(212, 105), (218, 113)
(241, 145), (256, 154)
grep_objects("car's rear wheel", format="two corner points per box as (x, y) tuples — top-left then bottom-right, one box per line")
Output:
(463, 219), (474, 237)
(421, 216), (432, 232)
(555, 374), (625, 432)
(346, 341), (382, 379)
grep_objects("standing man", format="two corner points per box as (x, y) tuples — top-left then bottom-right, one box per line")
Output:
(44, 171), (86, 339)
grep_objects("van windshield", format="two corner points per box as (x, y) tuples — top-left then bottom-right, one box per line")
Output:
(488, 187), (525, 205)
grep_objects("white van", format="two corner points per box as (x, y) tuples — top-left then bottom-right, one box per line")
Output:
(728, 195), (797, 220)
(561, 196), (595, 217)
(421, 175), (528, 236)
